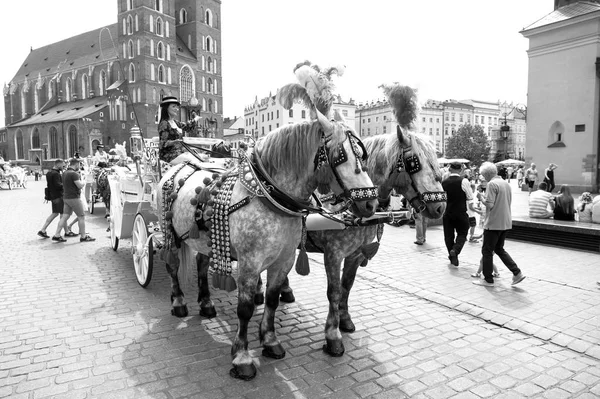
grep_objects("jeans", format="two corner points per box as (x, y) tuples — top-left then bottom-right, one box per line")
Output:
(442, 212), (470, 255)
(481, 229), (521, 283)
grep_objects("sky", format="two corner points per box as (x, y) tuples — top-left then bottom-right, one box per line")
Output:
(0, 0), (553, 125)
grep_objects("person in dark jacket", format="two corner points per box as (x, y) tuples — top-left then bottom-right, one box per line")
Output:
(441, 162), (473, 266)
(37, 159), (75, 238)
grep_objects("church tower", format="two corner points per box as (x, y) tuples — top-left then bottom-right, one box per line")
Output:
(115, 0), (223, 139)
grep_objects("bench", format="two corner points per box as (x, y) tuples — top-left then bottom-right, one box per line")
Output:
(507, 216), (600, 253)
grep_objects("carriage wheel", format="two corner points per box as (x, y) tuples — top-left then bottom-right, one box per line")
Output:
(89, 195), (95, 214)
(132, 213), (153, 288)
(109, 208), (119, 251)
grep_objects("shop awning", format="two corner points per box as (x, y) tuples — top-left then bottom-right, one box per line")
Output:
(10, 98), (107, 127)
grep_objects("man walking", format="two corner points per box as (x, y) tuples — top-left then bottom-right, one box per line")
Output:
(38, 159), (75, 238)
(441, 162), (473, 266)
(473, 162), (525, 287)
(52, 158), (96, 242)
(525, 163), (538, 195)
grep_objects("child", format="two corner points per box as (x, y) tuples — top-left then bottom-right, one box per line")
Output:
(471, 258), (500, 278)
(578, 192), (593, 223)
(467, 183), (483, 242)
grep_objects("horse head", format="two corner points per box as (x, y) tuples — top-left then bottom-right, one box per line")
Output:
(314, 109), (378, 218)
(385, 126), (446, 219)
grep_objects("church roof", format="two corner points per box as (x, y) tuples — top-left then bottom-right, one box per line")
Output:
(10, 97), (107, 127)
(10, 25), (119, 85)
(523, 1), (600, 31)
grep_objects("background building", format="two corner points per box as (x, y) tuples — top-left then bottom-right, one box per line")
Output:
(2, 0), (222, 165)
(521, 0), (600, 191)
(244, 92), (356, 139)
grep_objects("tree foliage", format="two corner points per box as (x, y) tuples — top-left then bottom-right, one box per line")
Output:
(445, 124), (491, 166)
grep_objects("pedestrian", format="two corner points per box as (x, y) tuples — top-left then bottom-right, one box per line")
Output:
(441, 162), (473, 266)
(543, 163), (557, 193)
(38, 159), (77, 239)
(528, 181), (554, 219)
(473, 162), (525, 286)
(52, 158), (96, 242)
(577, 192), (594, 223)
(467, 182), (483, 243)
(34, 169), (40, 181)
(553, 184), (576, 221)
(525, 163), (539, 195)
(516, 166), (524, 188)
(506, 165), (514, 183)
(94, 145), (109, 168)
(413, 209), (427, 245)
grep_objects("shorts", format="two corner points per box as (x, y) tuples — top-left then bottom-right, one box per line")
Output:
(527, 180), (535, 188)
(469, 216), (477, 227)
(63, 198), (85, 217)
(51, 198), (64, 214)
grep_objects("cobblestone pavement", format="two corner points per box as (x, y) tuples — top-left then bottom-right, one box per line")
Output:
(1, 180), (599, 399)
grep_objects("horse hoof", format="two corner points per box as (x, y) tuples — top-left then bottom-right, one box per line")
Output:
(262, 344), (286, 359)
(171, 305), (188, 318)
(254, 293), (264, 305)
(280, 291), (295, 303)
(323, 338), (345, 357)
(339, 317), (356, 333)
(199, 305), (217, 319)
(229, 364), (256, 381)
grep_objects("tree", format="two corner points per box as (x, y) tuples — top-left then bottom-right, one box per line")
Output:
(445, 124), (491, 166)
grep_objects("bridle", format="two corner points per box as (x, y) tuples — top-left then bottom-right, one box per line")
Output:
(392, 127), (447, 213)
(315, 128), (378, 203)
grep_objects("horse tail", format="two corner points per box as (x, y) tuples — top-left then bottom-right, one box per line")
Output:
(178, 242), (196, 290)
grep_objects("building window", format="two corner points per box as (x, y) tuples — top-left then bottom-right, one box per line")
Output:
(481, 116), (485, 124)
(207, 57), (212, 73)
(422, 117), (425, 123)
(157, 42), (164, 59)
(32, 128), (40, 149)
(127, 0), (133, 10)
(128, 40), (134, 58)
(127, 15), (133, 35)
(158, 65), (165, 83)
(179, 8), (187, 24)
(154, 0), (162, 12)
(289, 109), (293, 117)
(342, 110), (348, 117)
(383, 126), (386, 134)
(208, 99), (213, 112)
(459, 114), (463, 123)
(436, 118), (439, 123)
(49, 127), (59, 158)
(65, 78), (72, 102)
(451, 113), (455, 122)
(129, 64), (135, 82)
(156, 17), (163, 36)
(179, 66), (194, 102)
(207, 78), (213, 94)
(68, 125), (78, 157)
(445, 114), (449, 121)
(575, 124), (585, 132)
(206, 37), (212, 52)
(16, 130), (24, 159)
(81, 74), (88, 99)
(301, 110), (306, 119)
(276, 110), (279, 118)
(206, 9), (212, 26)
(436, 128), (440, 135)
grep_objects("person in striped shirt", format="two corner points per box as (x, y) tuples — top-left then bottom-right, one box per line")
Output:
(528, 182), (554, 218)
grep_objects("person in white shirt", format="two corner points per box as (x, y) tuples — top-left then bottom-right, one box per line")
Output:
(94, 145), (109, 167)
(528, 182), (554, 219)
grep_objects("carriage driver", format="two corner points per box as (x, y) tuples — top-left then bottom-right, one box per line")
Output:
(158, 96), (202, 164)
(94, 145), (109, 168)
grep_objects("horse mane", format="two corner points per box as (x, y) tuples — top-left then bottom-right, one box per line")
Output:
(365, 130), (442, 184)
(258, 120), (347, 179)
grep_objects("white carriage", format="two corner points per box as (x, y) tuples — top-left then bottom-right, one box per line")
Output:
(107, 134), (229, 287)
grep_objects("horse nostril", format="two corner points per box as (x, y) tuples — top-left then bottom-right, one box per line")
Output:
(435, 204), (443, 215)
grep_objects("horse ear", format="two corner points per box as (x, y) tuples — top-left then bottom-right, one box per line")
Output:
(333, 109), (346, 124)
(316, 108), (333, 132)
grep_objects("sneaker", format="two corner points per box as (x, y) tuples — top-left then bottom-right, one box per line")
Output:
(52, 236), (67, 243)
(472, 279), (495, 286)
(471, 272), (481, 278)
(449, 250), (459, 267)
(37, 231), (50, 239)
(512, 272), (526, 285)
(493, 272), (501, 278)
(414, 241), (424, 245)
(64, 231), (78, 237)
(80, 235), (96, 242)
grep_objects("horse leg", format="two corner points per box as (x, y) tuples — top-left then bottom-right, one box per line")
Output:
(230, 268), (259, 380)
(197, 253), (216, 318)
(259, 266), (288, 360)
(279, 276), (295, 303)
(339, 252), (362, 333)
(323, 252), (345, 357)
(254, 273), (264, 305)
(165, 262), (188, 317)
